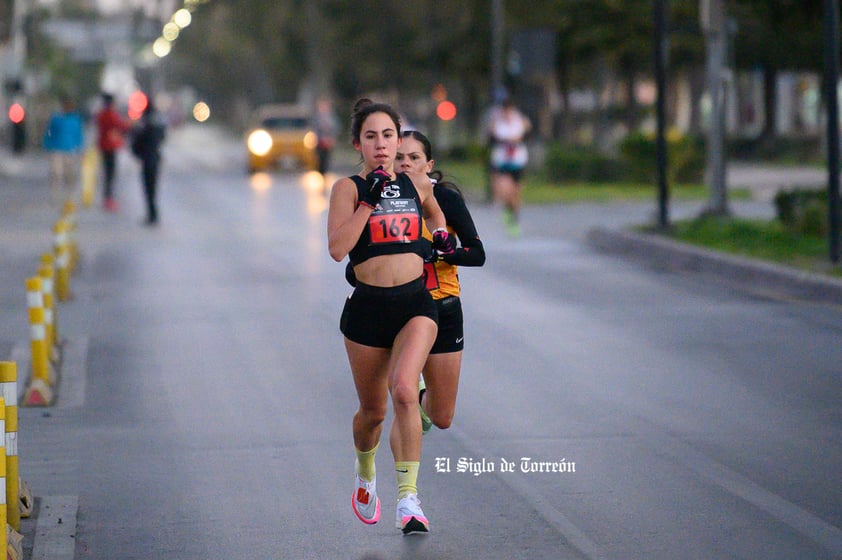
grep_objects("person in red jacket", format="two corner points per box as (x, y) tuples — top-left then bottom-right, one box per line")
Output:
(96, 93), (131, 211)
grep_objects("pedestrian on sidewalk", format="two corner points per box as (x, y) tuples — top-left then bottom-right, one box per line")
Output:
(42, 94), (85, 206)
(95, 93), (131, 212)
(130, 102), (166, 225)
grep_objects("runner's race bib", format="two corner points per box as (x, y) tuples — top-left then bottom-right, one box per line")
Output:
(368, 197), (421, 245)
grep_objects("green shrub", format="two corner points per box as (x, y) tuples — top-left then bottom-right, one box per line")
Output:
(800, 201), (828, 237)
(618, 131), (705, 184)
(544, 144), (626, 183)
(445, 142), (487, 162)
(773, 188), (832, 236)
(728, 136), (823, 163)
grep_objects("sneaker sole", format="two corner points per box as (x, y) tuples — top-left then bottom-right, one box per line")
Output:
(352, 494), (381, 525)
(400, 516), (430, 535)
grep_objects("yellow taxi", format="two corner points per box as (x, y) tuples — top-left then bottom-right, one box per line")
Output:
(246, 104), (319, 172)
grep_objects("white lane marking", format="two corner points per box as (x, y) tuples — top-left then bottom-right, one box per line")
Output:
(642, 430), (842, 555)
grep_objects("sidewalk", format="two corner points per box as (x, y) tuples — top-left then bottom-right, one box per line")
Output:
(586, 163), (842, 305)
(0, 147), (49, 182)
(727, 162), (826, 202)
(0, 145), (73, 559)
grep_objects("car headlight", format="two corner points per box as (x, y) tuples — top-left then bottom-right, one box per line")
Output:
(248, 129), (273, 156)
(303, 131), (318, 150)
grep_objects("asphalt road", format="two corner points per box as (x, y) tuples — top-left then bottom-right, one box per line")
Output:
(1, 125), (840, 559)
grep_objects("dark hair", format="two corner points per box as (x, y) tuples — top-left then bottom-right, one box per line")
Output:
(400, 129), (462, 196)
(350, 98), (402, 143)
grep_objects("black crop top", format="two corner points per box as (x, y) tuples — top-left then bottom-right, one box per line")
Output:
(348, 173), (430, 266)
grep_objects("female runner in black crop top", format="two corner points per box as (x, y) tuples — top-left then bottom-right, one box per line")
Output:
(327, 98), (453, 534)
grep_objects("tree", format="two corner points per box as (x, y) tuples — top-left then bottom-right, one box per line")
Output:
(506, 0), (704, 141)
(164, 0), (306, 122)
(731, 0), (823, 142)
(166, 0), (492, 129)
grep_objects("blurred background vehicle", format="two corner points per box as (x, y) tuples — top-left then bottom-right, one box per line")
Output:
(245, 104), (318, 173)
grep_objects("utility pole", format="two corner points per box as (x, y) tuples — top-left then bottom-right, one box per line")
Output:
(9, 0), (28, 78)
(486, 0), (505, 203)
(824, 0), (840, 264)
(490, 0), (504, 100)
(700, 0), (728, 216)
(654, 0), (669, 229)
(5, 0), (29, 152)
(305, 0), (330, 104)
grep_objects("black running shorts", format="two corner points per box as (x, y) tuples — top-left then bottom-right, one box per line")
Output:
(430, 296), (464, 354)
(340, 277), (438, 348)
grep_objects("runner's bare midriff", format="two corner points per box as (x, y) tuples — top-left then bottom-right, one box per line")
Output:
(353, 253), (424, 287)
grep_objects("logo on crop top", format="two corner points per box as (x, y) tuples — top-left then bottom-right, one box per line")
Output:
(381, 184), (401, 199)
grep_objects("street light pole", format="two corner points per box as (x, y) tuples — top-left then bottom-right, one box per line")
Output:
(654, 0), (669, 229)
(701, 0), (728, 216)
(305, 0), (330, 102)
(9, 0), (28, 78)
(824, 0), (841, 264)
(490, 0), (504, 100)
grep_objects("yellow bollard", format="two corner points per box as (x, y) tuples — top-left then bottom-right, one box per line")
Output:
(38, 264), (59, 365)
(26, 276), (56, 385)
(81, 145), (98, 208)
(62, 199), (75, 219)
(0, 397), (7, 556)
(61, 200), (78, 272)
(25, 275), (46, 365)
(53, 220), (71, 302)
(23, 278), (54, 407)
(39, 254), (60, 349)
(0, 363), (20, 531)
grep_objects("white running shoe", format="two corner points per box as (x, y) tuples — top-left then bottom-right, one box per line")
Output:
(352, 473), (380, 524)
(395, 493), (429, 535)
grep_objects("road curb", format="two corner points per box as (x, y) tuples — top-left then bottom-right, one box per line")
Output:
(586, 227), (842, 305)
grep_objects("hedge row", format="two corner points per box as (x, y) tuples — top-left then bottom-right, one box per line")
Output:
(545, 132), (706, 184)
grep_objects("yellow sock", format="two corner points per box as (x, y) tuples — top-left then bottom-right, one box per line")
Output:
(355, 443), (378, 482)
(395, 461), (420, 499)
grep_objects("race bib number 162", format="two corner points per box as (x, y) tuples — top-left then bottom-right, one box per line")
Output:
(368, 199), (421, 244)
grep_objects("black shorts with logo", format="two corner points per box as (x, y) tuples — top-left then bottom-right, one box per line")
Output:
(430, 296), (464, 354)
(340, 277), (438, 348)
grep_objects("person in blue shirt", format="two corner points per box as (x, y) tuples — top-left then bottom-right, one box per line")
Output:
(43, 95), (85, 206)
